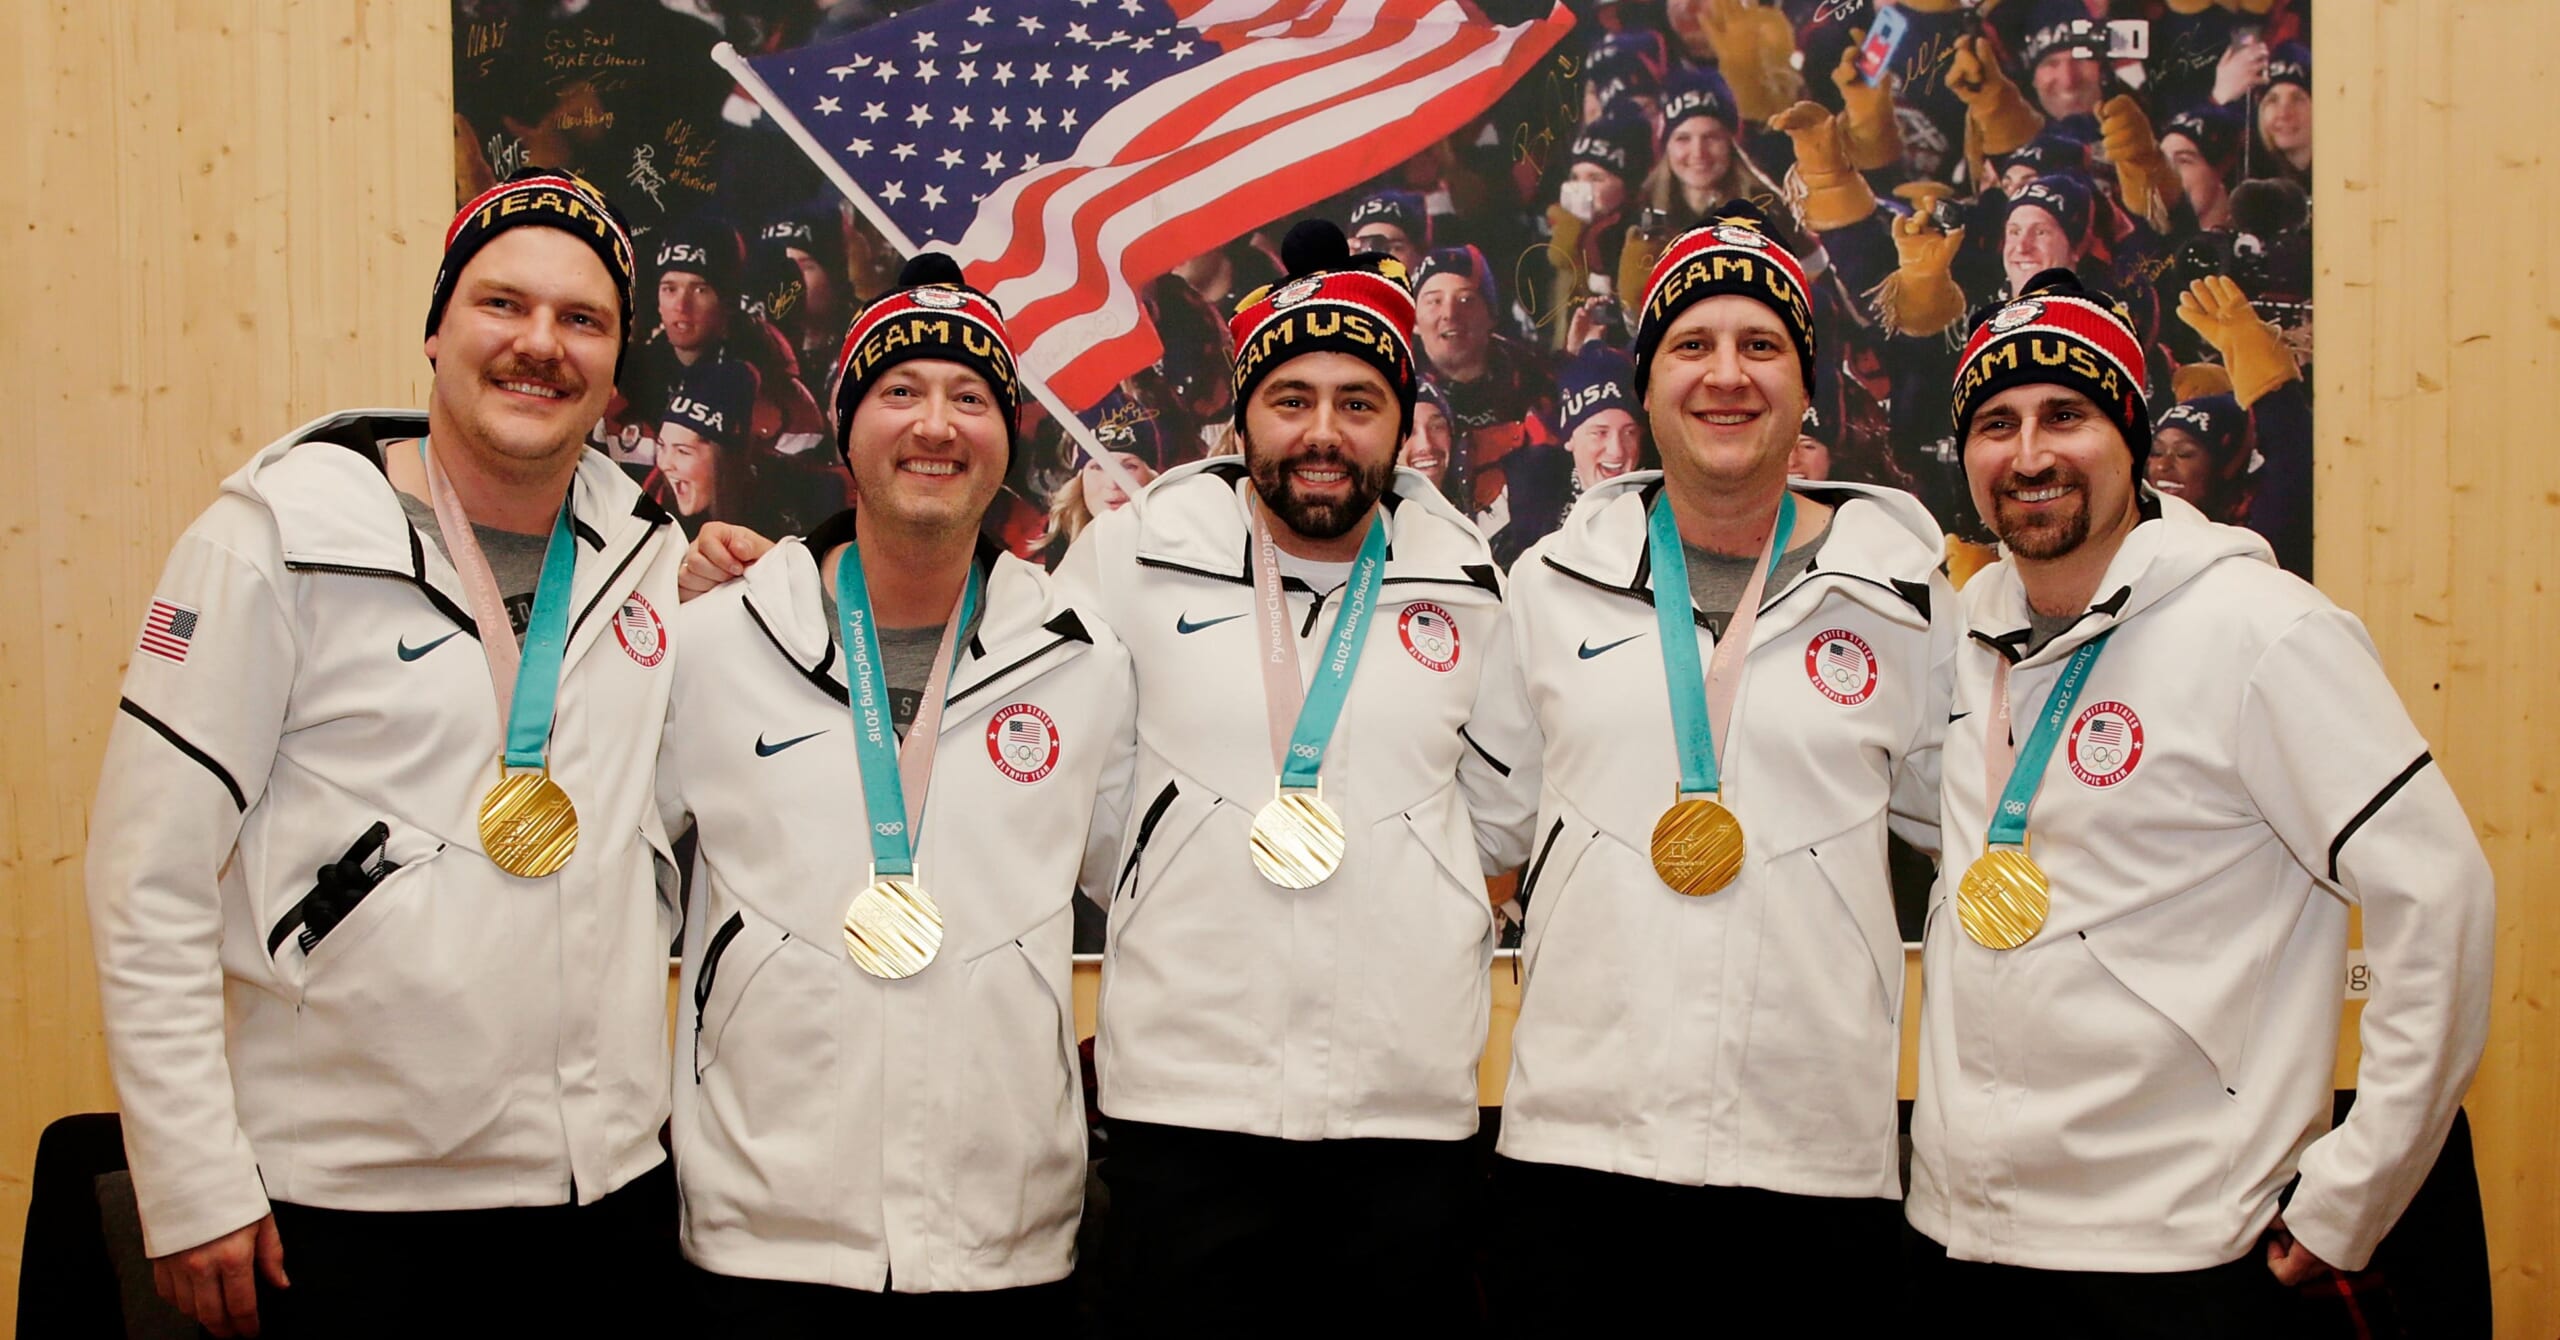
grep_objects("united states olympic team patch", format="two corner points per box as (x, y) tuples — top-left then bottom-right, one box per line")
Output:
(1805, 628), (1878, 705)
(986, 702), (1061, 783)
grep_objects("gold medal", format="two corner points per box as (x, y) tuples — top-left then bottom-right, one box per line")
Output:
(480, 770), (579, 878)
(1248, 786), (1346, 889)
(1957, 846), (2051, 950)
(843, 874), (943, 979)
(1651, 796), (1745, 896)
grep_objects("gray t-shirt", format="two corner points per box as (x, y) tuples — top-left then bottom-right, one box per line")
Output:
(398, 491), (550, 642)
(820, 578), (983, 738)
(1681, 515), (1833, 641)
(2023, 608), (2081, 659)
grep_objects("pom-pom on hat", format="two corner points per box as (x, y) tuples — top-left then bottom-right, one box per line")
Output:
(426, 167), (636, 356)
(831, 251), (1020, 462)
(1630, 198), (1816, 399)
(1227, 219), (1418, 431)
(1951, 268), (2154, 466)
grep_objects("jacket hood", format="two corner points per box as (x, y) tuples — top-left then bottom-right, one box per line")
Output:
(736, 508), (1065, 684)
(1963, 488), (2276, 662)
(227, 409), (667, 577)
(1536, 470), (1944, 627)
(1125, 457), (1501, 592)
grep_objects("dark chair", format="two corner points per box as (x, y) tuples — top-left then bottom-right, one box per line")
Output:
(17, 1113), (192, 1340)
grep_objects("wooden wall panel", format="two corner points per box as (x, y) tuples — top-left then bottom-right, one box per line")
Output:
(0, 1), (449, 1326)
(2, 1), (2552, 1335)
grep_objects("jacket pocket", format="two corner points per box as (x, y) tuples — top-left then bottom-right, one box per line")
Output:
(2077, 927), (2242, 1095)
(950, 905), (1086, 1255)
(1113, 774), (1222, 912)
(1805, 842), (1907, 1024)
(693, 908), (792, 1081)
(289, 828), (449, 984)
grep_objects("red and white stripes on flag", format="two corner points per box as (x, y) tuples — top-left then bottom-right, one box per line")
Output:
(724, 1), (1572, 412)
(138, 599), (199, 666)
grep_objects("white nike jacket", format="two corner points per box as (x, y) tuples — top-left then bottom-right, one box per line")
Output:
(1056, 459), (1540, 1142)
(1907, 494), (2495, 1272)
(86, 410), (683, 1258)
(660, 515), (1134, 1293)
(1492, 473), (1955, 1198)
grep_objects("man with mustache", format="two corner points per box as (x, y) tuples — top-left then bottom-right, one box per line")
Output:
(1907, 269), (2494, 1334)
(86, 168), (683, 1337)
(1054, 219), (1538, 1331)
(1484, 202), (1958, 1329)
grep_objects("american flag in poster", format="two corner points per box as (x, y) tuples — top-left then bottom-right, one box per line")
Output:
(723, 0), (1571, 412)
(138, 599), (199, 666)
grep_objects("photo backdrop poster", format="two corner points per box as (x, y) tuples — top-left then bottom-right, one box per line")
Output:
(455, 0), (2315, 949)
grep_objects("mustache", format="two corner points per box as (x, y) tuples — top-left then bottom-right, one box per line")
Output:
(489, 356), (581, 392)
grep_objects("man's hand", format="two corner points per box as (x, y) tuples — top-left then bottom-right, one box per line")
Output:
(153, 1215), (287, 1338)
(2264, 1215), (2334, 1287)
(679, 522), (777, 602)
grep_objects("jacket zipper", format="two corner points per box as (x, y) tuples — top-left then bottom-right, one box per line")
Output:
(946, 632), (1080, 710)
(1114, 781), (1183, 901)
(693, 911), (746, 1081)
(1514, 818), (1567, 910)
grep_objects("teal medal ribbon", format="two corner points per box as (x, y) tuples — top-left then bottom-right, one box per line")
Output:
(1242, 498), (1389, 888)
(1276, 519), (1389, 789)
(833, 542), (982, 880)
(1642, 490), (1796, 799)
(1984, 631), (2113, 848)
(501, 504), (581, 769)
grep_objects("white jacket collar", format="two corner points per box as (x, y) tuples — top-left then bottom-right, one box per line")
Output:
(1539, 470), (1943, 627)
(1129, 458), (1501, 592)
(226, 409), (667, 576)
(1964, 489), (2276, 663)
(737, 509), (1069, 685)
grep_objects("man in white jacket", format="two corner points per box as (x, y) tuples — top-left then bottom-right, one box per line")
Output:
(86, 168), (682, 1337)
(1907, 269), (2495, 1334)
(1485, 200), (1955, 1330)
(1053, 220), (1538, 1331)
(660, 254), (1133, 1328)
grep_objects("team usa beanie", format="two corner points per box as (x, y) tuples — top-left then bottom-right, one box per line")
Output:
(831, 252), (1020, 462)
(1952, 268), (2153, 466)
(427, 167), (636, 360)
(1228, 219), (1419, 432)
(1630, 198), (1815, 399)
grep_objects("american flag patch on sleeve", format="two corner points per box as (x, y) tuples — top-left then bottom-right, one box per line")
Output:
(138, 599), (200, 665)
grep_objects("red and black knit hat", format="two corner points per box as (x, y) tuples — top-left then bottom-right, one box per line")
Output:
(1951, 268), (2152, 462)
(427, 168), (636, 349)
(1228, 220), (1418, 430)
(1630, 198), (1815, 399)
(831, 252), (1020, 462)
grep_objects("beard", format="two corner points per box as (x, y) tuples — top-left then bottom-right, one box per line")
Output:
(1246, 439), (1398, 541)
(1989, 465), (2094, 560)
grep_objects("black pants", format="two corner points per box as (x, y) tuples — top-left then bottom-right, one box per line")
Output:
(684, 1265), (1074, 1333)
(244, 1160), (678, 1339)
(1099, 1119), (1477, 1335)
(1491, 1155), (1904, 1334)
(1905, 1229), (2319, 1340)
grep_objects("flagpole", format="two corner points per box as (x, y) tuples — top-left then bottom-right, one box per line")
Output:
(713, 42), (1151, 515)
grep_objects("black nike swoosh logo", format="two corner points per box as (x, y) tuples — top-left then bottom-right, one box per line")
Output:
(396, 631), (460, 662)
(1949, 711), (1972, 723)
(1176, 612), (1246, 635)
(1577, 634), (1642, 660)
(754, 730), (827, 757)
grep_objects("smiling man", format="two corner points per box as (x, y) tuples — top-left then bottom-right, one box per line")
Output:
(1486, 202), (1957, 1331)
(1054, 220), (1537, 1332)
(1908, 270), (2494, 1335)
(86, 168), (683, 1337)
(657, 253), (1132, 1329)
